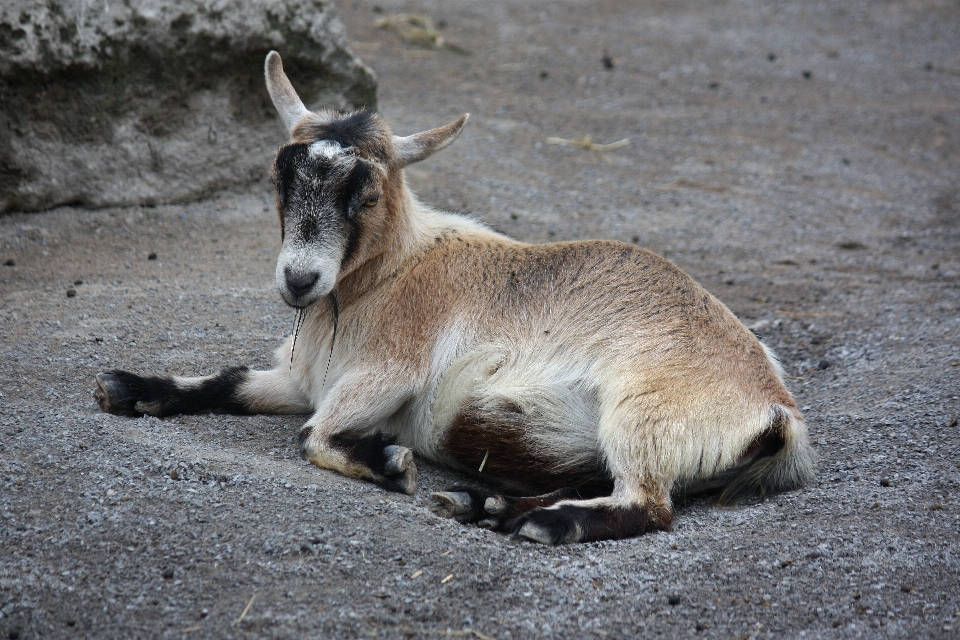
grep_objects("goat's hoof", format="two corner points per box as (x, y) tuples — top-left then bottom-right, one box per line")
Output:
(94, 372), (140, 415)
(514, 519), (562, 545)
(431, 491), (474, 518)
(383, 445), (413, 475)
(380, 445), (417, 495)
(509, 508), (583, 545)
(483, 496), (508, 515)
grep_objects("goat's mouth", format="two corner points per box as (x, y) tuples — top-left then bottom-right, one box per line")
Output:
(277, 265), (338, 308)
(279, 291), (323, 310)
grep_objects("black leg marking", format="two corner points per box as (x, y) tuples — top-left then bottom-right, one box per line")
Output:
(508, 502), (673, 545)
(328, 432), (418, 494)
(431, 486), (612, 531)
(94, 367), (250, 417)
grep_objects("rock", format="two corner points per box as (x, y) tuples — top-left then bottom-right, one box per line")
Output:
(0, 0), (377, 213)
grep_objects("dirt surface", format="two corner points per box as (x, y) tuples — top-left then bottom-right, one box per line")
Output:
(2, 0), (959, 638)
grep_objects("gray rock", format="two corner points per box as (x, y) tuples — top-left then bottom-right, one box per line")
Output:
(0, 0), (376, 213)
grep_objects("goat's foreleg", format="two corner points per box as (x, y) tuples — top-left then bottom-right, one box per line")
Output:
(94, 366), (311, 417)
(297, 372), (419, 495)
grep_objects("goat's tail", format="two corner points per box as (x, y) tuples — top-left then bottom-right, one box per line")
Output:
(714, 405), (816, 506)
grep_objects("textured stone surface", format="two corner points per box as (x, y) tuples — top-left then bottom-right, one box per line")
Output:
(0, 0), (376, 213)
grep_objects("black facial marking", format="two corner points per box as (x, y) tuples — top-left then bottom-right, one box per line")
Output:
(296, 209), (322, 242)
(95, 367), (250, 417)
(273, 143), (309, 208)
(333, 161), (372, 266)
(338, 160), (373, 214)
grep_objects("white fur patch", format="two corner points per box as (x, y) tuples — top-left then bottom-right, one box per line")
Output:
(308, 140), (344, 160)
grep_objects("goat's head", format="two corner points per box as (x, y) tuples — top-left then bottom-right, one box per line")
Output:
(264, 51), (468, 308)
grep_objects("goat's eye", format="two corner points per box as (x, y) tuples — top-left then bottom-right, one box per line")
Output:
(362, 194), (381, 208)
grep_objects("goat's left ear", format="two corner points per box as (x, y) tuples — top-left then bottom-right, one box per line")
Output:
(392, 114), (469, 168)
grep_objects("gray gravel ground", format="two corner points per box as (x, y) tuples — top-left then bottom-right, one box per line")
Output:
(2, 0), (959, 638)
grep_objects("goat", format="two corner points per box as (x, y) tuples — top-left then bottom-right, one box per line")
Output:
(93, 51), (815, 544)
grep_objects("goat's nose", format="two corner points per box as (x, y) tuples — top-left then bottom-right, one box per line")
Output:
(284, 267), (319, 298)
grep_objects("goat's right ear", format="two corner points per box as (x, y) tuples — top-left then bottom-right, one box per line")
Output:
(265, 51), (310, 136)
(392, 114), (469, 168)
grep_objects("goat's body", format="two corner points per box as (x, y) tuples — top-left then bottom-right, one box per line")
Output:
(93, 53), (814, 544)
(259, 200), (809, 502)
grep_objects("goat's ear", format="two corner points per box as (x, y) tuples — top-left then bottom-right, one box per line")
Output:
(392, 114), (469, 168)
(265, 51), (310, 136)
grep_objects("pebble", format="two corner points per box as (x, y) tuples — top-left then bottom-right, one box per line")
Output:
(880, 478), (891, 487)
(148, 252), (158, 260)
(668, 594), (682, 606)
(162, 568), (175, 580)
(4, 258), (14, 266)
(66, 288), (77, 297)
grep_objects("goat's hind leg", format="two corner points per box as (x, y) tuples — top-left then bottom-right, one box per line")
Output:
(431, 486), (610, 529)
(94, 366), (311, 417)
(507, 483), (674, 545)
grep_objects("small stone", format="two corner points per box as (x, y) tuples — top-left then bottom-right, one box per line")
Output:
(949, 418), (958, 427)
(901, 583), (915, 593)
(4, 259), (14, 266)
(200, 609), (209, 618)
(162, 568), (174, 580)
(668, 594), (682, 606)
(818, 359), (831, 370)
(66, 288), (77, 297)
(802, 70), (812, 79)
(601, 53), (615, 70)
(695, 622), (708, 631)
(169, 469), (180, 480)
(74, 279), (83, 285)
(148, 252), (158, 260)
(880, 478), (891, 487)
(66, 619), (76, 627)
